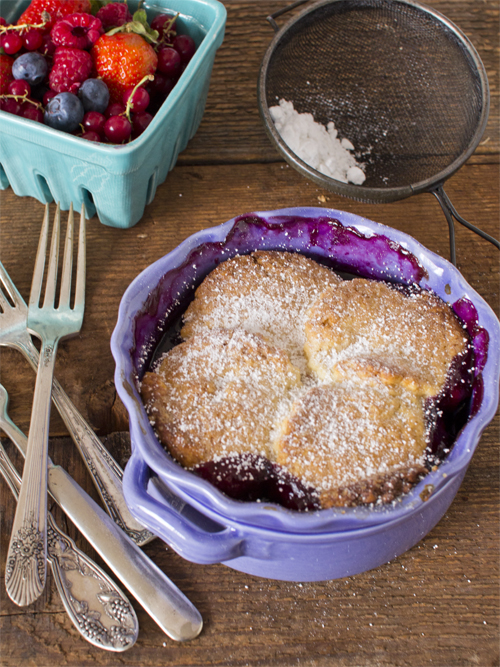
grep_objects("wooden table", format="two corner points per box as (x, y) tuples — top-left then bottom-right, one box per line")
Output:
(1, 1), (499, 665)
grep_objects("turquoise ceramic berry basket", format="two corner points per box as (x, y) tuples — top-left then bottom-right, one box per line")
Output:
(0, 0), (226, 228)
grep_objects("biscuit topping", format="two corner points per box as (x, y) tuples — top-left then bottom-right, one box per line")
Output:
(181, 250), (341, 374)
(141, 251), (471, 510)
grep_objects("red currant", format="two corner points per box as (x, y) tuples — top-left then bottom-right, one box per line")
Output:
(148, 72), (175, 99)
(151, 13), (177, 40)
(132, 111), (153, 137)
(105, 101), (125, 118)
(123, 86), (150, 113)
(0, 97), (22, 114)
(173, 34), (196, 64)
(43, 89), (57, 106)
(8, 79), (31, 97)
(83, 111), (106, 136)
(1, 31), (23, 55)
(40, 33), (57, 56)
(22, 104), (44, 122)
(81, 130), (102, 142)
(22, 29), (44, 51)
(157, 46), (181, 77)
(104, 114), (132, 143)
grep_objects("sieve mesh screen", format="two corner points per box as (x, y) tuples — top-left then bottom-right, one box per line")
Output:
(263, 0), (485, 190)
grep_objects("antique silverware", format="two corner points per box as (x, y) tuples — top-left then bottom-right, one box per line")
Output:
(0, 385), (203, 641)
(0, 260), (154, 548)
(6, 203), (86, 606)
(0, 414), (139, 650)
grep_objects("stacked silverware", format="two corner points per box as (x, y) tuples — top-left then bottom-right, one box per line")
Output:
(0, 203), (202, 651)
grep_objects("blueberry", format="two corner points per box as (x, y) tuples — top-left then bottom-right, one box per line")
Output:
(44, 93), (84, 133)
(12, 52), (48, 87)
(78, 78), (110, 114)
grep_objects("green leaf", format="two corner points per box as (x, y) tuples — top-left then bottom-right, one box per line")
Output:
(103, 8), (158, 43)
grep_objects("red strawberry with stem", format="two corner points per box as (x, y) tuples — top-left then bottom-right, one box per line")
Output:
(91, 10), (158, 102)
(17, 0), (91, 31)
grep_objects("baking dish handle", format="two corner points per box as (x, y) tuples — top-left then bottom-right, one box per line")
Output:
(123, 451), (246, 564)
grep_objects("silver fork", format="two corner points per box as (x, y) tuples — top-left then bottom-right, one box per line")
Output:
(5, 203), (86, 606)
(0, 386), (139, 651)
(0, 384), (203, 642)
(0, 263), (153, 548)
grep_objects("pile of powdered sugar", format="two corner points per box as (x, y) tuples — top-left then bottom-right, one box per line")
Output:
(269, 99), (366, 185)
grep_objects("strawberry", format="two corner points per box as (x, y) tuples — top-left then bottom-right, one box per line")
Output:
(92, 32), (157, 102)
(0, 54), (15, 95)
(17, 0), (92, 31)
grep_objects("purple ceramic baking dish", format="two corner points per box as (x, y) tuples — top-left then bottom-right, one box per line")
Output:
(111, 207), (499, 581)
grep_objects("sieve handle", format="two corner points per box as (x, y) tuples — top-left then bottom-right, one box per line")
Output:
(266, 0), (310, 31)
(432, 185), (500, 266)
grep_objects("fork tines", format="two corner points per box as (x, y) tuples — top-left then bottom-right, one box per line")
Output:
(30, 203), (86, 314)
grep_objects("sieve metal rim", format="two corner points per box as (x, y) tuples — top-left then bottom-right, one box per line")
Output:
(257, 0), (491, 205)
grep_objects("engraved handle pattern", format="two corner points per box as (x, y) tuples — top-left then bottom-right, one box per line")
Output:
(20, 336), (154, 546)
(0, 442), (139, 651)
(5, 338), (57, 606)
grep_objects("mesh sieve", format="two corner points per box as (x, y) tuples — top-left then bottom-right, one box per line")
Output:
(258, 0), (499, 262)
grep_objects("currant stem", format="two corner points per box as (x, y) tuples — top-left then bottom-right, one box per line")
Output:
(124, 74), (154, 122)
(0, 14), (49, 34)
(0, 94), (43, 109)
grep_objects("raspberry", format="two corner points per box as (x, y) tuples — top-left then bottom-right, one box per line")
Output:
(49, 46), (92, 94)
(51, 13), (102, 50)
(95, 3), (133, 31)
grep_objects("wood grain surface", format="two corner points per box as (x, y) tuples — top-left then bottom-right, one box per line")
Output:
(0, 1), (499, 665)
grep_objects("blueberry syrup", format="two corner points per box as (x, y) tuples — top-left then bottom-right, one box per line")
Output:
(132, 213), (488, 509)
(193, 454), (320, 511)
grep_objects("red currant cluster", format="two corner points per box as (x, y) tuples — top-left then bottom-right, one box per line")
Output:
(0, 6), (197, 144)
(82, 75), (155, 143)
(1, 77), (44, 120)
(0, 15), (46, 54)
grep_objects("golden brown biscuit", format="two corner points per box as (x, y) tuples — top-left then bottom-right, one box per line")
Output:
(141, 328), (302, 468)
(181, 251), (342, 373)
(274, 382), (428, 508)
(304, 279), (468, 397)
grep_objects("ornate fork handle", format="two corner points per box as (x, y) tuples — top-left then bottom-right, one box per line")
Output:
(18, 336), (154, 547)
(6, 336), (58, 605)
(0, 442), (139, 651)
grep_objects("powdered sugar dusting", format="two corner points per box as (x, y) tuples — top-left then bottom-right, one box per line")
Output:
(142, 329), (302, 467)
(305, 280), (469, 397)
(269, 99), (366, 185)
(275, 381), (427, 502)
(181, 251), (341, 375)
